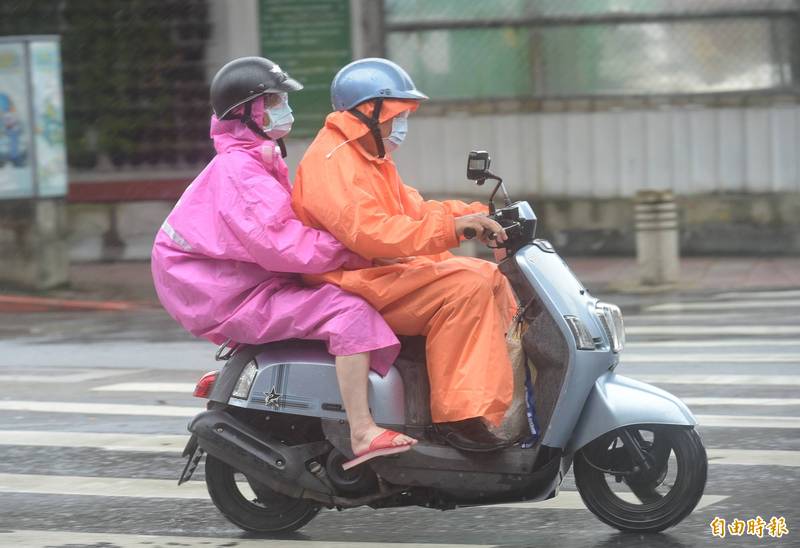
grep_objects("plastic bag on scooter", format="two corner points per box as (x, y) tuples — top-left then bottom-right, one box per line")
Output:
(490, 320), (540, 447)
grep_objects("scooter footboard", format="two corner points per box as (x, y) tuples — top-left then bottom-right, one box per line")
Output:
(568, 372), (697, 451)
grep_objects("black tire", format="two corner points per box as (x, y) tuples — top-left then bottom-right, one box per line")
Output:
(204, 454), (320, 533)
(574, 425), (707, 534)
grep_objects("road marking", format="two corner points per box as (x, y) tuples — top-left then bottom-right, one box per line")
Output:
(92, 382), (195, 393)
(0, 368), (143, 383)
(625, 325), (800, 336)
(646, 299), (800, 312)
(0, 472), (209, 499)
(682, 397), (800, 406)
(714, 289), (800, 300)
(707, 449), (800, 467)
(626, 313), (755, 323)
(0, 472), (727, 512)
(0, 529), (488, 548)
(681, 397), (800, 407)
(622, 353), (800, 363)
(0, 401), (200, 417)
(626, 339), (800, 349)
(1, 432), (796, 467)
(696, 415), (800, 428)
(0, 340), (214, 369)
(633, 374), (800, 386)
(493, 493), (728, 511)
(0, 431), (187, 452)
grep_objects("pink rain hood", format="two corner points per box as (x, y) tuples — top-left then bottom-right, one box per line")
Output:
(151, 97), (400, 374)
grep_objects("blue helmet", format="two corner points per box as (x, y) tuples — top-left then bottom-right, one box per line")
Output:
(331, 58), (428, 111)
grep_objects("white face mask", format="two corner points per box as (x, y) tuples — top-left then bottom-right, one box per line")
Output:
(263, 93), (294, 139)
(383, 112), (408, 153)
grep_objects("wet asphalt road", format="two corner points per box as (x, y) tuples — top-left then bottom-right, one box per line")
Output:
(0, 287), (798, 547)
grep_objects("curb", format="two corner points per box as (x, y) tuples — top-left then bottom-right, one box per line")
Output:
(0, 295), (149, 313)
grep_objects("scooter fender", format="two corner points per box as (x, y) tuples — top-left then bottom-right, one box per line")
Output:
(567, 372), (697, 452)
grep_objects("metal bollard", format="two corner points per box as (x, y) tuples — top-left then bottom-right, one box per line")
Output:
(634, 190), (680, 286)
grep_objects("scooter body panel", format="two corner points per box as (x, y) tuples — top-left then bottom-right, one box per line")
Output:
(512, 244), (619, 448)
(214, 340), (406, 426)
(567, 372), (697, 452)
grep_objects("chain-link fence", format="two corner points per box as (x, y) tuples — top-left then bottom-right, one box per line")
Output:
(384, 0), (800, 101)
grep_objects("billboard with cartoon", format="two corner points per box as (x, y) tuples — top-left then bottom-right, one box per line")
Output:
(0, 37), (66, 200)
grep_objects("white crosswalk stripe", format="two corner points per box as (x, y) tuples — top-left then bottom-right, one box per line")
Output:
(0, 530), (486, 548)
(0, 431), (187, 452)
(645, 298), (800, 312)
(713, 289), (800, 299)
(0, 400), (201, 417)
(0, 368), (144, 383)
(632, 373), (800, 385)
(626, 325), (800, 335)
(623, 353), (800, 363)
(626, 339), (800, 349)
(91, 382), (195, 393)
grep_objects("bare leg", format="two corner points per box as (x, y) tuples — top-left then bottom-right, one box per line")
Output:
(335, 352), (416, 455)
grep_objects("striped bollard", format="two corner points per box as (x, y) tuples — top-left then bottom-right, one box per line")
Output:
(634, 190), (680, 286)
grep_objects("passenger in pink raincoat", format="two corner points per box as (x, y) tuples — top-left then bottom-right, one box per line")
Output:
(151, 57), (416, 464)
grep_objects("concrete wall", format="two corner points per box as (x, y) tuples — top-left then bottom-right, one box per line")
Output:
(0, 200), (69, 289)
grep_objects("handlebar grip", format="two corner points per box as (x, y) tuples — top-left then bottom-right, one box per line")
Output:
(463, 227), (477, 239)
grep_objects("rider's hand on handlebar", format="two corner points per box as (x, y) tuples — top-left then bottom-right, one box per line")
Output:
(454, 213), (508, 244)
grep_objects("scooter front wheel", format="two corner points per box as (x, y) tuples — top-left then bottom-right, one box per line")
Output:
(574, 425), (707, 533)
(204, 454), (320, 533)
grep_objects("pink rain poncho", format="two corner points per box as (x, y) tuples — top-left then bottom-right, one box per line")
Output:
(150, 97), (400, 375)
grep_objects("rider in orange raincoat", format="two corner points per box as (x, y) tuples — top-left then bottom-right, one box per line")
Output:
(292, 58), (517, 452)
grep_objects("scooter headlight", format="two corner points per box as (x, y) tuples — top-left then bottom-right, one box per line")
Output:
(232, 360), (258, 399)
(564, 316), (595, 350)
(595, 302), (625, 353)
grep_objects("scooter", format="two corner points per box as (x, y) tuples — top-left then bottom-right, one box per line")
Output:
(179, 150), (707, 535)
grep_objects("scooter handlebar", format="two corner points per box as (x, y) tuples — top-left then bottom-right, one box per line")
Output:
(462, 227), (497, 241)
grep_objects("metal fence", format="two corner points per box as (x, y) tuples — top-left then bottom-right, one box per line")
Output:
(383, 0), (800, 101)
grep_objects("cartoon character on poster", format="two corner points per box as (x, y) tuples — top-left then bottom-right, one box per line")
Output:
(0, 92), (28, 168)
(0, 42), (34, 199)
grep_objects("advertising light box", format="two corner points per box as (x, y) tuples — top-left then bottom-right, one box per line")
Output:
(0, 36), (66, 200)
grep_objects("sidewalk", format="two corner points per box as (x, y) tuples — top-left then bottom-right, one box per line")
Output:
(1, 256), (799, 313)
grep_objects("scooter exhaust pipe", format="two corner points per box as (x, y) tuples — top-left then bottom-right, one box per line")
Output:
(190, 409), (406, 507)
(190, 409), (334, 498)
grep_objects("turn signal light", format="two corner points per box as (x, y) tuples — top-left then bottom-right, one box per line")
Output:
(193, 370), (219, 398)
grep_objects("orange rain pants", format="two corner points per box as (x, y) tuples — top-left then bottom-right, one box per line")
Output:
(292, 99), (515, 425)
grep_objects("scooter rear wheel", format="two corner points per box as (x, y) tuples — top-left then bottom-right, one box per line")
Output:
(204, 454), (320, 533)
(574, 425), (707, 533)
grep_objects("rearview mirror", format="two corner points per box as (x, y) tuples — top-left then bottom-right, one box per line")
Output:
(467, 150), (491, 181)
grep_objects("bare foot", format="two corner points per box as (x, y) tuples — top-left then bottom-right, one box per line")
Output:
(350, 424), (417, 456)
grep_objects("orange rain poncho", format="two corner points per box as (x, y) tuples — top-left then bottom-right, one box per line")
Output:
(292, 99), (515, 425)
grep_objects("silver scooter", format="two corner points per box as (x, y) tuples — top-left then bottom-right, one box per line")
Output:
(179, 151), (707, 535)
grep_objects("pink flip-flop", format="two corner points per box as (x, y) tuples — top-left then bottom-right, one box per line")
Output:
(342, 430), (415, 471)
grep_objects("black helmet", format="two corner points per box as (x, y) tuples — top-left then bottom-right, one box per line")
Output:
(210, 56), (303, 120)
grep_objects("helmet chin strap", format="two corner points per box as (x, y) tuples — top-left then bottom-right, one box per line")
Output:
(348, 98), (385, 158)
(240, 101), (287, 158)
